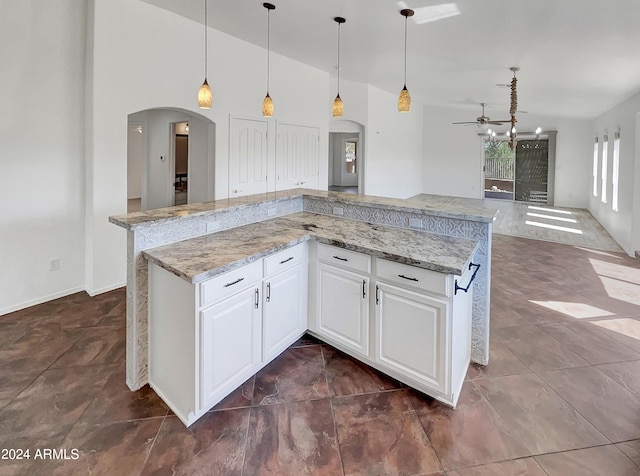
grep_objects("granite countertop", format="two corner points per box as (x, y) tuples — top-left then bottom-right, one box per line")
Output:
(110, 189), (497, 230)
(142, 212), (479, 284)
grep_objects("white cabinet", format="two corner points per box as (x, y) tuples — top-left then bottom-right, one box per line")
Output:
(200, 286), (261, 411)
(373, 259), (473, 407)
(374, 282), (448, 395)
(262, 246), (307, 362)
(309, 242), (474, 408)
(148, 243), (307, 427)
(317, 264), (370, 357)
(311, 243), (371, 357)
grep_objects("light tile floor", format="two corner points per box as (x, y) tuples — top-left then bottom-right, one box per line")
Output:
(410, 194), (623, 252)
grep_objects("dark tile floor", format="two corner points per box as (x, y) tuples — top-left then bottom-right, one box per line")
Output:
(2, 235), (640, 475)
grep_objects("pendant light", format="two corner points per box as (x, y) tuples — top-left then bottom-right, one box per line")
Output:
(398, 9), (414, 113)
(332, 17), (346, 118)
(262, 3), (276, 117)
(197, 0), (212, 109)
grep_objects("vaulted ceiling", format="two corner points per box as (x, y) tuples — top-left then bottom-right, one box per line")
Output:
(143, 0), (640, 119)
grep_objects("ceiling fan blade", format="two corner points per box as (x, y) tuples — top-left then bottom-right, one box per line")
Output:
(452, 121), (478, 125)
(488, 120), (509, 125)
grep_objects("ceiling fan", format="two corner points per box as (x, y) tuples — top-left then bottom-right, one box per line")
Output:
(452, 103), (510, 127)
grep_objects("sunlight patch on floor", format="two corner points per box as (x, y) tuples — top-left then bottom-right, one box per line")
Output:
(528, 300), (614, 319)
(527, 205), (573, 215)
(525, 220), (583, 234)
(526, 212), (577, 224)
(590, 318), (640, 342)
(589, 258), (640, 286)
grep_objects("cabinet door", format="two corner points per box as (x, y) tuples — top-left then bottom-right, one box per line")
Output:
(375, 282), (448, 395)
(263, 263), (306, 362)
(317, 263), (369, 356)
(200, 286), (261, 410)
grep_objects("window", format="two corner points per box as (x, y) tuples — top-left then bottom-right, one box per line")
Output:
(612, 132), (620, 211)
(593, 137), (599, 197)
(601, 134), (608, 203)
(345, 140), (357, 174)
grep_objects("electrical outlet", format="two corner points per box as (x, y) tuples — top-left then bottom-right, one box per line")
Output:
(409, 218), (423, 229)
(333, 207), (344, 216)
(50, 258), (60, 271)
(267, 207), (277, 217)
(206, 221), (221, 233)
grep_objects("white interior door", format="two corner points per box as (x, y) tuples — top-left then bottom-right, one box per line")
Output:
(276, 123), (319, 191)
(229, 117), (269, 197)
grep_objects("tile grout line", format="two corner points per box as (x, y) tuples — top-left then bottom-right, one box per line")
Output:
(321, 345), (346, 476)
(137, 414), (167, 476)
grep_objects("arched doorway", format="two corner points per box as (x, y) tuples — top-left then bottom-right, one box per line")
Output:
(127, 108), (215, 211)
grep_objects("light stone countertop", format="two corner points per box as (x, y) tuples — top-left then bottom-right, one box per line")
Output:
(142, 212), (479, 283)
(110, 189), (497, 230)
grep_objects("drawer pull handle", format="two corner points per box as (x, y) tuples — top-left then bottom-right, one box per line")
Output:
(362, 280), (367, 299)
(224, 277), (245, 288)
(375, 285), (379, 305)
(266, 282), (271, 302)
(398, 274), (419, 282)
(255, 288), (259, 308)
(455, 262), (481, 295)
(333, 255), (348, 262)
(279, 256), (294, 264)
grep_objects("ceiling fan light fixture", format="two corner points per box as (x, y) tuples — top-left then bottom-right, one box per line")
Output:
(398, 9), (414, 113)
(262, 3), (276, 117)
(197, 0), (212, 109)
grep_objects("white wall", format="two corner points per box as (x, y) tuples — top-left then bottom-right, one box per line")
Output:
(590, 92), (640, 255)
(421, 105), (592, 207)
(127, 126), (143, 199)
(365, 85), (424, 198)
(87, 0), (330, 294)
(0, 1), (87, 314)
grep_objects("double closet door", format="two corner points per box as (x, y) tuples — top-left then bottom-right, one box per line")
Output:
(229, 117), (319, 197)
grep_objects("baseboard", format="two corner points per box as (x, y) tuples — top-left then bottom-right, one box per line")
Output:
(0, 286), (85, 317)
(85, 282), (126, 297)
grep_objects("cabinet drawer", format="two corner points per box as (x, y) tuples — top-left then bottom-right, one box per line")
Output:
(264, 242), (306, 278)
(317, 243), (371, 274)
(199, 260), (262, 308)
(375, 258), (450, 297)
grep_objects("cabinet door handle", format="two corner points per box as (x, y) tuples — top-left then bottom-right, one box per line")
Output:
(362, 280), (367, 299)
(255, 288), (259, 308)
(332, 255), (348, 262)
(279, 256), (294, 264)
(375, 285), (379, 305)
(224, 277), (245, 288)
(398, 274), (419, 282)
(266, 282), (271, 302)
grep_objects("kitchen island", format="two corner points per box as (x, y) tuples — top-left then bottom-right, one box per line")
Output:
(109, 189), (497, 395)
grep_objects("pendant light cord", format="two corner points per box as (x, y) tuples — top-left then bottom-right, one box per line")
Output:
(403, 15), (407, 88)
(337, 22), (340, 95)
(203, 0), (208, 79)
(266, 8), (270, 94)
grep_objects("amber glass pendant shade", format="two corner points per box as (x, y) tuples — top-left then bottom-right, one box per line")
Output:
(262, 93), (274, 117)
(332, 94), (344, 118)
(398, 86), (411, 112)
(198, 78), (212, 109)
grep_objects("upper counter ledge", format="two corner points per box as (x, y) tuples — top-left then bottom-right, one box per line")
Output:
(109, 189), (498, 230)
